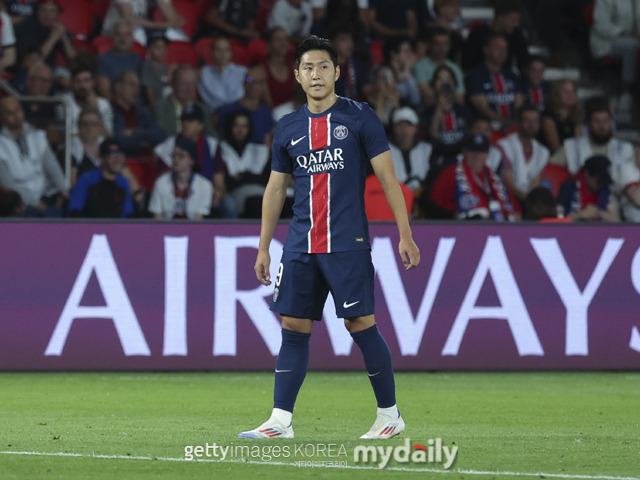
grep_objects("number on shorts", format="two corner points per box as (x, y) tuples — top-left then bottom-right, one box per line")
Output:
(275, 262), (284, 287)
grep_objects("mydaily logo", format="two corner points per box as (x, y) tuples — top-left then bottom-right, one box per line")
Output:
(353, 438), (458, 469)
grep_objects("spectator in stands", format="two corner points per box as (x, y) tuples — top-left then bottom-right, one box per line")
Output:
(262, 27), (295, 109)
(557, 154), (619, 221)
(523, 186), (563, 221)
(154, 104), (226, 214)
(102, 0), (186, 46)
(549, 96), (634, 175)
(521, 55), (549, 113)
(312, 0), (370, 60)
(413, 26), (464, 106)
(140, 29), (171, 106)
(21, 61), (56, 132)
(153, 64), (216, 137)
(70, 108), (105, 186)
(429, 133), (519, 221)
(469, 116), (503, 173)
(201, 0), (261, 44)
(111, 70), (165, 156)
(365, 64), (400, 127)
(611, 145), (640, 222)
(0, 7), (17, 75)
(388, 106), (432, 192)
(589, 0), (640, 122)
(4, 0), (36, 25)
(149, 135), (213, 220)
(466, 33), (524, 132)
(14, 0), (75, 71)
(497, 105), (549, 204)
(96, 20), (143, 99)
(267, 0), (313, 45)
(462, 0), (529, 72)
(368, 0), (419, 41)
(9, 46), (41, 94)
(430, 0), (463, 64)
(332, 30), (368, 101)
(0, 97), (65, 217)
(216, 65), (274, 144)
(383, 36), (420, 108)
(216, 109), (270, 218)
(540, 78), (583, 154)
(198, 37), (247, 113)
(62, 65), (114, 137)
(0, 185), (24, 217)
(423, 64), (467, 170)
(68, 137), (135, 218)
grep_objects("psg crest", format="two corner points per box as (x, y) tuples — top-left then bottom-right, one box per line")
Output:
(333, 125), (348, 140)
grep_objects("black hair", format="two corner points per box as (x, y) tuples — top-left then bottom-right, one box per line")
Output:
(516, 104), (540, 121)
(223, 110), (254, 154)
(584, 96), (611, 123)
(430, 64), (458, 89)
(524, 187), (558, 221)
(383, 35), (412, 64)
(295, 35), (338, 69)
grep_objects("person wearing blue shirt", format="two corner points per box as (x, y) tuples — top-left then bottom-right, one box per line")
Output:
(68, 137), (134, 218)
(239, 36), (420, 441)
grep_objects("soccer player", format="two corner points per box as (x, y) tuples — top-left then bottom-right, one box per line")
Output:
(238, 36), (421, 440)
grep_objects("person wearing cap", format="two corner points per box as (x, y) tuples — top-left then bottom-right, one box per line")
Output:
(148, 135), (213, 220)
(556, 155), (619, 222)
(497, 104), (549, 204)
(388, 106), (432, 192)
(429, 133), (519, 221)
(68, 137), (135, 218)
(198, 37), (247, 113)
(14, 0), (76, 72)
(111, 70), (165, 156)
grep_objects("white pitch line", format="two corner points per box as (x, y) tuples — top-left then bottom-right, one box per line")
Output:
(1, 450), (639, 480)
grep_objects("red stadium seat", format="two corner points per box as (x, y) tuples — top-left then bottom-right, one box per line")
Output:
(194, 37), (215, 65)
(164, 41), (199, 67)
(540, 163), (571, 198)
(369, 40), (384, 67)
(195, 37), (249, 66)
(365, 175), (414, 221)
(126, 159), (158, 192)
(57, 0), (94, 50)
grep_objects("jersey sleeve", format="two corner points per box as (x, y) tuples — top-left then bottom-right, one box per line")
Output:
(270, 120), (293, 173)
(359, 104), (390, 160)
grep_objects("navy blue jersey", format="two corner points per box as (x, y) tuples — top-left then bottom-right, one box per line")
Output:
(271, 97), (389, 253)
(466, 65), (523, 119)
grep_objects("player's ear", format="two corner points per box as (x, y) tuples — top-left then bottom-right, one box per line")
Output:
(335, 64), (340, 82)
(294, 69), (301, 84)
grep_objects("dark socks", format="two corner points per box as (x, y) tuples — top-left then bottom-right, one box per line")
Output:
(273, 329), (311, 413)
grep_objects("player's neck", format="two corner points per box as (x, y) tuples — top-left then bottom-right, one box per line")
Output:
(306, 93), (338, 114)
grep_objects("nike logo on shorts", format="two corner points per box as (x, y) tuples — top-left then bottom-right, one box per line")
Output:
(343, 300), (360, 308)
(291, 135), (306, 146)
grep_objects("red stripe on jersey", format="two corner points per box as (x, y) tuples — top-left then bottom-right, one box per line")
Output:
(442, 111), (456, 131)
(530, 87), (542, 107)
(492, 73), (511, 119)
(310, 115), (331, 150)
(309, 172), (330, 253)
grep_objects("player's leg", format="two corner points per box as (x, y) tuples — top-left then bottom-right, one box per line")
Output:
(239, 253), (327, 439)
(345, 315), (405, 439)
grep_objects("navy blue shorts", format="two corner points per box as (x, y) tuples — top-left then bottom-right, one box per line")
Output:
(270, 250), (375, 321)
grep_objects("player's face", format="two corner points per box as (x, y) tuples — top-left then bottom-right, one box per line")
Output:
(295, 50), (340, 102)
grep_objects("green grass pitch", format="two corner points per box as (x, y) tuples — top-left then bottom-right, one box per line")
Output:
(1, 371), (639, 479)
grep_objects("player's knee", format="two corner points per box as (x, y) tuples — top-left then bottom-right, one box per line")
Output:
(281, 316), (313, 333)
(344, 315), (375, 333)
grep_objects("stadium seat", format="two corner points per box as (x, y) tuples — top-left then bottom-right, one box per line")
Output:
(164, 41), (199, 67)
(540, 163), (571, 198)
(57, 0), (94, 50)
(364, 175), (414, 221)
(369, 40), (384, 67)
(126, 158), (158, 192)
(247, 38), (268, 65)
(194, 37), (215, 65)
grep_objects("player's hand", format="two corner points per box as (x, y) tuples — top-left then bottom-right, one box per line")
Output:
(399, 237), (420, 270)
(254, 250), (272, 286)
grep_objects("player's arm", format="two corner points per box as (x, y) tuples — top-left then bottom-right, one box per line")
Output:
(370, 150), (420, 270)
(254, 170), (291, 285)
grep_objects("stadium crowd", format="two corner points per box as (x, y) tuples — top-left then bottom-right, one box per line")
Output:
(0, 0), (639, 223)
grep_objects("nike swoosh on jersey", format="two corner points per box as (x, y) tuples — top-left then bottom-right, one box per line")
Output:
(291, 135), (306, 146)
(343, 300), (360, 308)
